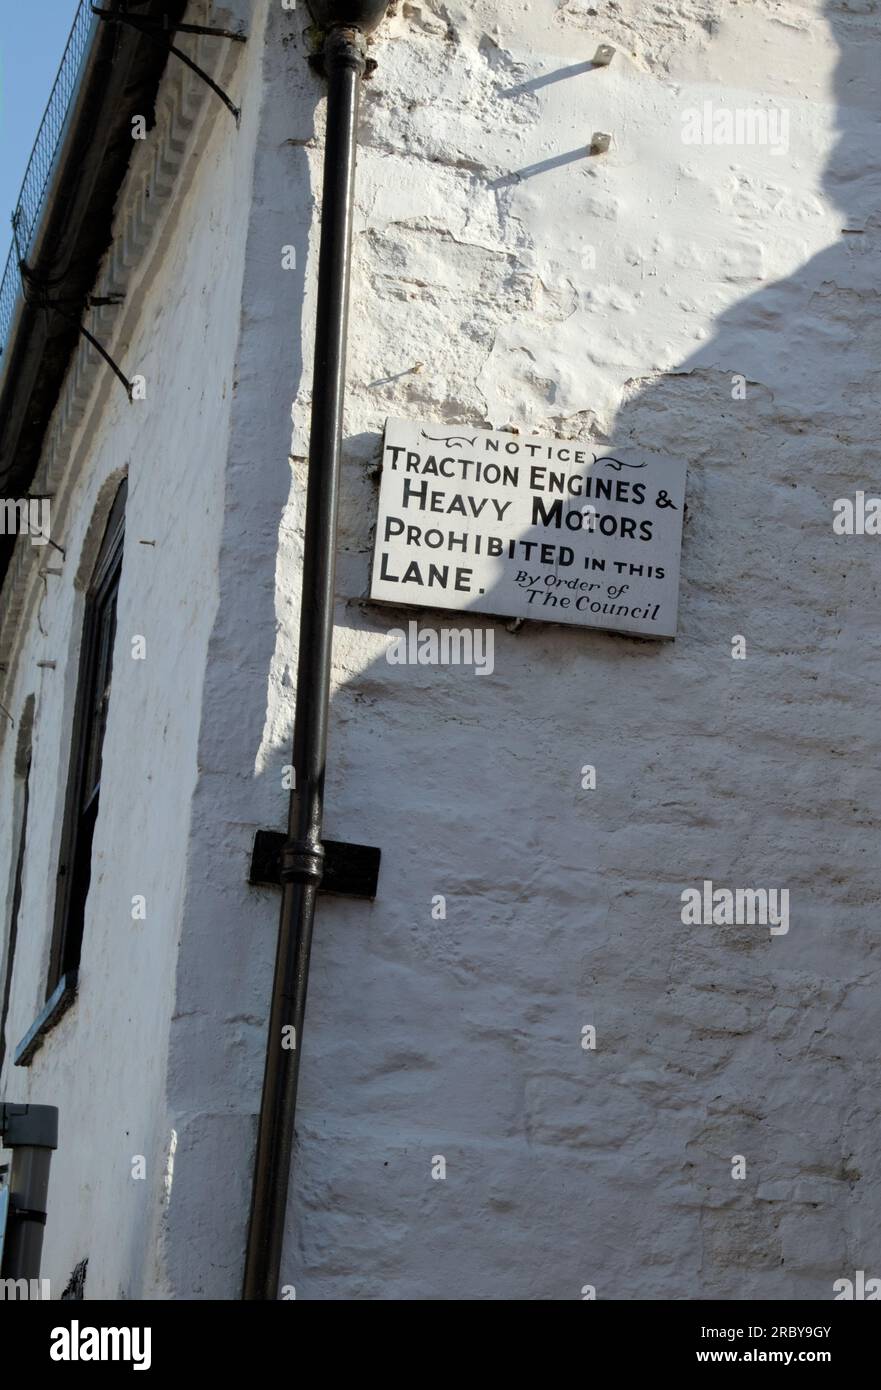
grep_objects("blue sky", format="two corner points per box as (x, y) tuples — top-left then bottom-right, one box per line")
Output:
(0, 2), (83, 241)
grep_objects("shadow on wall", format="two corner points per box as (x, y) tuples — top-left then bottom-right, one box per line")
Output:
(273, 0), (881, 1300)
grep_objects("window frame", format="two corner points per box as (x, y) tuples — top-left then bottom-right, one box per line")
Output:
(46, 479), (127, 996)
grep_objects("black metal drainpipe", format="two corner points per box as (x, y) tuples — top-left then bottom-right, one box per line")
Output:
(243, 1), (390, 1301)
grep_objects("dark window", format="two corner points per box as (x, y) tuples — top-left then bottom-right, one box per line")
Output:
(0, 697), (35, 1074)
(48, 480), (126, 994)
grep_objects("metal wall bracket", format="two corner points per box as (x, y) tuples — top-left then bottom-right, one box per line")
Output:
(249, 830), (380, 900)
(13, 254), (135, 400)
(91, 6), (248, 124)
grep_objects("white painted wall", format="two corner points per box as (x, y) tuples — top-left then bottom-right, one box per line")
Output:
(2, 0), (879, 1300)
(0, 1), (261, 1299)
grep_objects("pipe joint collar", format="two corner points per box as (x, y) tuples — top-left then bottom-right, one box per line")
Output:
(280, 839), (326, 886)
(322, 26), (369, 75)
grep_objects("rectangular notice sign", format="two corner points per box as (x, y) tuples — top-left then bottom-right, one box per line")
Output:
(369, 418), (687, 638)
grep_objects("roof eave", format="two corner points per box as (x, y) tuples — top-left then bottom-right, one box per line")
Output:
(0, 0), (189, 593)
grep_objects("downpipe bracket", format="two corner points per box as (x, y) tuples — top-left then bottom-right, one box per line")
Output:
(249, 830), (381, 900)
